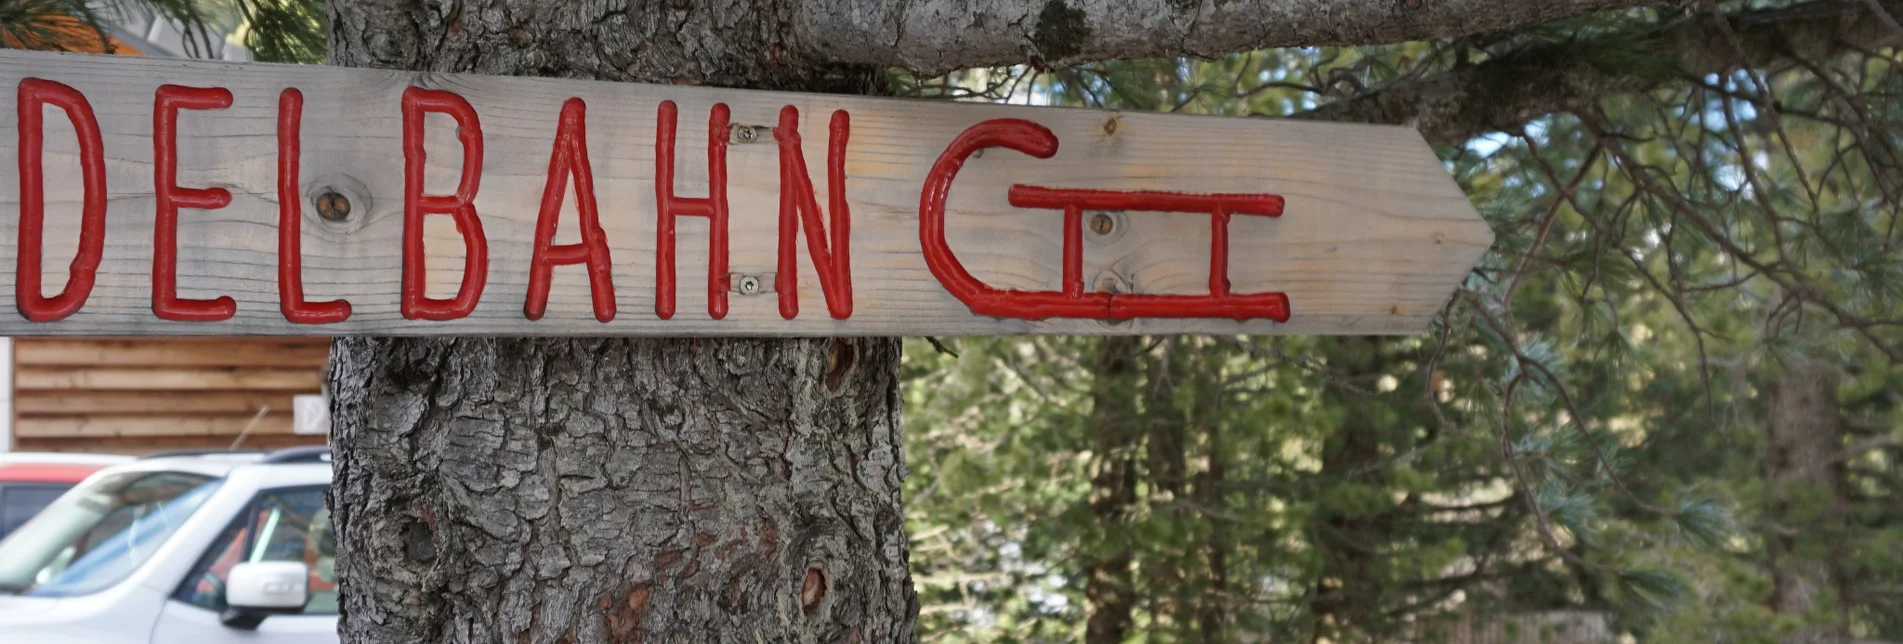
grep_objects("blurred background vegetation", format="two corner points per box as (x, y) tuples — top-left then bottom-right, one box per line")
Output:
(8, 1), (1902, 641)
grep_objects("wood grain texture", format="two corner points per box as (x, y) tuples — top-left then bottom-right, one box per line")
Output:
(0, 50), (1491, 337)
(14, 390), (298, 414)
(18, 433), (314, 454)
(16, 337), (331, 366)
(15, 414), (294, 437)
(16, 366), (321, 390)
(9, 336), (325, 453)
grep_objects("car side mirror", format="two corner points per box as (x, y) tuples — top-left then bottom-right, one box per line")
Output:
(221, 561), (309, 630)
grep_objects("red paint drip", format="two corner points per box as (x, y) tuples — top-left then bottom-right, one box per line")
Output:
(153, 84), (237, 322)
(400, 87), (489, 321)
(772, 106), (853, 320)
(920, 119), (1291, 322)
(653, 100), (730, 320)
(15, 78), (106, 322)
(527, 98), (616, 322)
(277, 88), (351, 324)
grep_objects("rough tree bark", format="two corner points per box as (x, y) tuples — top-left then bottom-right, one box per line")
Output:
(325, 2), (911, 642)
(1763, 359), (1849, 643)
(789, 0), (1662, 74)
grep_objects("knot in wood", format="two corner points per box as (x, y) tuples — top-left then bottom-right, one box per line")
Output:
(315, 190), (352, 222)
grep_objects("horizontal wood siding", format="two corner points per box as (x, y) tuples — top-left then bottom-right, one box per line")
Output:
(12, 338), (329, 454)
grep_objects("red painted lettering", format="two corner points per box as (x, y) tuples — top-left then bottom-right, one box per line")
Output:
(153, 84), (237, 322)
(772, 106), (853, 320)
(401, 87), (489, 321)
(15, 78), (107, 322)
(919, 119), (1070, 318)
(653, 100), (730, 320)
(276, 88), (351, 324)
(527, 98), (616, 322)
(920, 119), (1291, 322)
(1007, 187), (1289, 321)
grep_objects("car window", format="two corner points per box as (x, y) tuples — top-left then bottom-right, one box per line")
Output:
(0, 483), (75, 539)
(0, 471), (221, 597)
(176, 487), (336, 615)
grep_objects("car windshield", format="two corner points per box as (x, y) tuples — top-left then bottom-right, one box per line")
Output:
(0, 470), (220, 597)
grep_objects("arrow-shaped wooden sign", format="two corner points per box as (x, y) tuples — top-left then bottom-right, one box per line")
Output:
(0, 50), (1491, 337)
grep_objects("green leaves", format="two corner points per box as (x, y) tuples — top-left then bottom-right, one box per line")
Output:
(1536, 479), (1603, 546)
(1667, 497), (1734, 549)
(231, 0), (325, 63)
(1605, 567), (1691, 613)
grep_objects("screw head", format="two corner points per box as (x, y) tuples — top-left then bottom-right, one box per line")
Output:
(737, 275), (761, 295)
(1089, 213), (1114, 236)
(734, 126), (758, 143)
(315, 191), (351, 222)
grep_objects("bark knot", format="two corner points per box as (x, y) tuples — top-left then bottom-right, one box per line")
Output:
(606, 584), (651, 641)
(801, 567), (828, 615)
(1032, 0), (1090, 61)
(401, 520), (436, 563)
(825, 339), (858, 391)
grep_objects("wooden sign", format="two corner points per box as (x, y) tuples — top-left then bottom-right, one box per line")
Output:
(0, 51), (1492, 337)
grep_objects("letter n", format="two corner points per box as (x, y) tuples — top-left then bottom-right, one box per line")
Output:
(772, 106), (852, 320)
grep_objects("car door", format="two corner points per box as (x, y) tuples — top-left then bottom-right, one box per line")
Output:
(151, 485), (338, 644)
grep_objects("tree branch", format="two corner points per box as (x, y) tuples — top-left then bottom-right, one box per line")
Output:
(791, 0), (1665, 75)
(1295, 0), (1903, 145)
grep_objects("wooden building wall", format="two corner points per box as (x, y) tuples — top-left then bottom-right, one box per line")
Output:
(11, 338), (330, 454)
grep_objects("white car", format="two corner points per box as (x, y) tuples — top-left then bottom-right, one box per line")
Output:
(0, 453), (135, 540)
(0, 448), (338, 643)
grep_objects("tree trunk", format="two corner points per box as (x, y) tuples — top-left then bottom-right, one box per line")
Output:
(325, 2), (912, 642)
(1084, 336), (1143, 644)
(1144, 340), (1188, 634)
(1187, 341), (1229, 641)
(1310, 337), (1389, 643)
(1763, 359), (1848, 643)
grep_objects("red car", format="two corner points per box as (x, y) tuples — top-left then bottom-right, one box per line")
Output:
(0, 453), (133, 540)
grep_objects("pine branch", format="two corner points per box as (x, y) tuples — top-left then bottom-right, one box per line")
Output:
(792, 0), (1666, 75)
(1296, 0), (1903, 145)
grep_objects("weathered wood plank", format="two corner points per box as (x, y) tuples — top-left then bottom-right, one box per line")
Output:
(15, 414), (295, 437)
(13, 433), (319, 454)
(0, 50), (1491, 337)
(15, 338), (330, 367)
(15, 390), (294, 415)
(16, 367), (322, 391)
